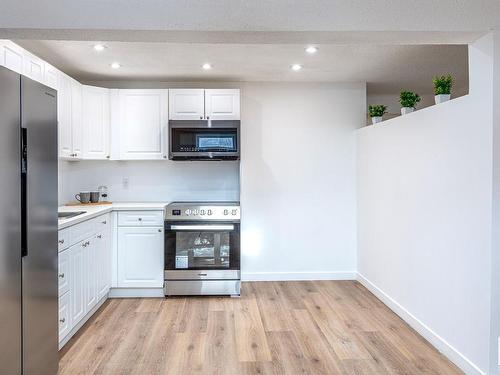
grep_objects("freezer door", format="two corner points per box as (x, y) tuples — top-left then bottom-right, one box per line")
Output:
(21, 76), (58, 375)
(0, 67), (22, 374)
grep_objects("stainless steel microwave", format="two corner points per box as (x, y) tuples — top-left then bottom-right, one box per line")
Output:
(168, 120), (240, 161)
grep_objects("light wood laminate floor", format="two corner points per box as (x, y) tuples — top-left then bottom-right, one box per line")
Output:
(59, 281), (463, 374)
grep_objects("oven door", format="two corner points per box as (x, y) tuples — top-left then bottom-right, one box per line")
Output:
(165, 221), (240, 279)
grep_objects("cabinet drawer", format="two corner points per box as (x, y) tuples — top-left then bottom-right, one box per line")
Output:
(70, 220), (96, 245)
(58, 292), (71, 342)
(117, 211), (164, 226)
(58, 249), (70, 296)
(58, 228), (70, 251)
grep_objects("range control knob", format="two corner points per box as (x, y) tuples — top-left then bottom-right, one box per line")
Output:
(200, 209), (206, 215)
(185, 209), (191, 216)
(223, 209), (229, 215)
(207, 209), (213, 216)
(231, 209), (237, 216)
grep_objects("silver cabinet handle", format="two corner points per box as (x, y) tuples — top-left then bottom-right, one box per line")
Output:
(198, 273), (208, 276)
(101, 220), (107, 224)
(138, 218), (142, 221)
(158, 229), (162, 233)
(199, 116), (203, 119)
(59, 318), (65, 323)
(58, 239), (65, 244)
(58, 273), (64, 278)
(97, 235), (102, 239)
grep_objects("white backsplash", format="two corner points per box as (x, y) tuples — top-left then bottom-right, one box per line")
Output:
(59, 160), (239, 204)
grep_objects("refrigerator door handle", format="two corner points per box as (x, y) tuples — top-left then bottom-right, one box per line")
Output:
(21, 127), (27, 257)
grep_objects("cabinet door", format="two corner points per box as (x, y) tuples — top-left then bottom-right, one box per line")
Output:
(0, 40), (23, 74)
(58, 73), (73, 158)
(58, 292), (71, 342)
(70, 242), (85, 326)
(117, 227), (164, 288)
(168, 89), (204, 120)
(119, 90), (167, 160)
(97, 216), (111, 300)
(23, 50), (45, 83)
(44, 63), (59, 90)
(205, 89), (240, 120)
(58, 249), (70, 296)
(82, 85), (110, 159)
(71, 80), (83, 158)
(84, 238), (98, 313)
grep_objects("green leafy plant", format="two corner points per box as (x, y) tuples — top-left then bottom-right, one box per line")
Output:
(433, 74), (453, 95)
(399, 91), (421, 108)
(368, 105), (387, 117)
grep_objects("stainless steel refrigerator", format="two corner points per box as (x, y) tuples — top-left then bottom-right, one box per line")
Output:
(0, 66), (58, 374)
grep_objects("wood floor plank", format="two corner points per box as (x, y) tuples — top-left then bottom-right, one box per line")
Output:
(59, 281), (464, 375)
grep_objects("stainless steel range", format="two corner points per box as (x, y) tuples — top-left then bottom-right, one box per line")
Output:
(164, 202), (240, 296)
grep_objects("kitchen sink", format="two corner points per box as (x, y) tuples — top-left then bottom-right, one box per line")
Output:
(58, 211), (86, 219)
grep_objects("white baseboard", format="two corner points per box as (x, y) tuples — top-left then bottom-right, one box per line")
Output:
(357, 273), (486, 375)
(241, 271), (356, 281)
(109, 287), (164, 298)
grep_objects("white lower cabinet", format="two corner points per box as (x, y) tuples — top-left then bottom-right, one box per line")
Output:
(69, 241), (86, 326)
(117, 226), (164, 288)
(84, 237), (98, 313)
(58, 213), (111, 348)
(58, 292), (71, 342)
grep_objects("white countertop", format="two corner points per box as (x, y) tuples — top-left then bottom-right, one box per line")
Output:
(58, 202), (170, 230)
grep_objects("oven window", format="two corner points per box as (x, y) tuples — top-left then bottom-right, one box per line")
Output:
(175, 232), (230, 269)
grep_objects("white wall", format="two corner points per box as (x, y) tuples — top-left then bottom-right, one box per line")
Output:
(239, 82), (365, 280)
(357, 34), (493, 375)
(58, 160), (239, 203)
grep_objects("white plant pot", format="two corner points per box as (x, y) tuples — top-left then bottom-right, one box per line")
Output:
(401, 107), (414, 115)
(371, 116), (383, 125)
(435, 94), (451, 104)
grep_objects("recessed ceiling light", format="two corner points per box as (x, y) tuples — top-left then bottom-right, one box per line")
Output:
(93, 44), (106, 52)
(305, 46), (318, 54)
(202, 63), (212, 70)
(290, 64), (302, 71)
(110, 62), (121, 69)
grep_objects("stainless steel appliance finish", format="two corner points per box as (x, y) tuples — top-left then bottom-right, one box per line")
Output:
(168, 120), (240, 161)
(0, 66), (58, 375)
(164, 202), (241, 296)
(0, 65), (23, 375)
(165, 201), (240, 221)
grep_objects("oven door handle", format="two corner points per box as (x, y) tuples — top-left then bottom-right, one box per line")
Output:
(169, 224), (235, 231)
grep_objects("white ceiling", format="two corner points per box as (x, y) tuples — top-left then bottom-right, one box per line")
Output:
(16, 40), (468, 95)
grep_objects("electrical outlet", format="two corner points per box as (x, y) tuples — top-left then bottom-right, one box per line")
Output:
(122, 177), (129, 189)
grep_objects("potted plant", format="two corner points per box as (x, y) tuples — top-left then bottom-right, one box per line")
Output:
(399, 91), (421, 115)
(433, 74), (453, 104)
(368, 105), (387, 124)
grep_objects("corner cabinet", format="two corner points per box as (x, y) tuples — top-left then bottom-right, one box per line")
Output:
(82, 85), (110, 159)
(117, 89), (168, 160)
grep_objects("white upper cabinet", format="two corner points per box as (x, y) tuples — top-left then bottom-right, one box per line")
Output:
(23, 50), (45, 83)
(82, 85), (110, 159)
(58, 73), (73, 158)
(168, 89), (240, 121)
(205, 89), (240, 120)
(168, 89), (205, 120)
(71, 80), (83, 158)
(0, 40), (23, 74)
(44, 63), (59, 90)
(118, 89), (168, 160)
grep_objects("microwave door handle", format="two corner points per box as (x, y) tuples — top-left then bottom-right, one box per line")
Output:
(170, 224), (234, 231)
